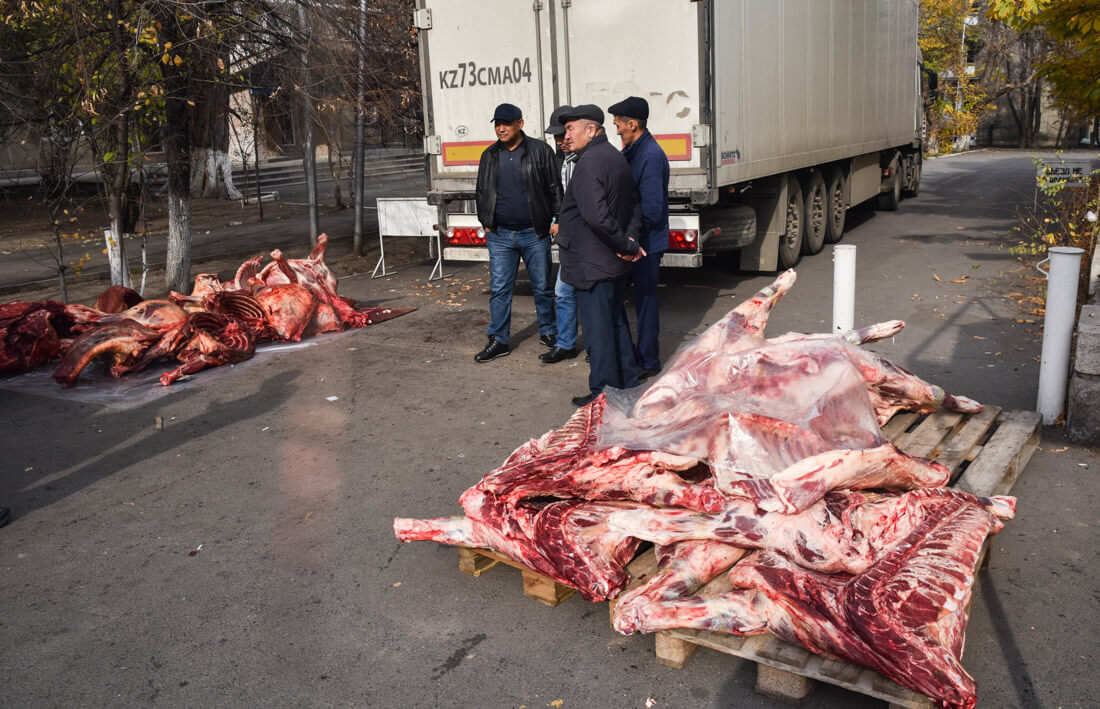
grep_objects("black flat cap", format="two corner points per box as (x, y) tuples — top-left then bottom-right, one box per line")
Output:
(545, 105), (573, 135)
(491, 103), (523, 122)
(560, 104), (604, 125)
(608, 96), (649, 120)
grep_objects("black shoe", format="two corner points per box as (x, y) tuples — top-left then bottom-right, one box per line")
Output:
(0, 507), (10, 528)
(474, 337), (510, 363)
(538, 333), (556, 349)
(539, 346), (579, 364)
(637, 367), (661, 381)
(571, 393), (597, 407)
(585, 353), (590, 362)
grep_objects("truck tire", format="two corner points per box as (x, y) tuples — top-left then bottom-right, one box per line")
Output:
(902, 153), (921, 197)
(824, 168), (847, 244)
(801, 171), (827, 255)
(876, 157), (901, 211)
(778, 175), (804, 269)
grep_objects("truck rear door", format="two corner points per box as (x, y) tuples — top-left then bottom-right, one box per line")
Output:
(557, 0), (707, 178)
(419, 1), (552, 191)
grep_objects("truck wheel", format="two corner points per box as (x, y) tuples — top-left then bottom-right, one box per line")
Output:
(778, 175), (804, 269)
(902, 153), (921, 197)
(801, 171), (827, 255)
(876, 158), (901, 211)
(824, 168), (846, 244)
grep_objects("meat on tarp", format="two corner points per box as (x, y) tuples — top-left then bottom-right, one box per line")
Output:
(1, 232), (414, 386)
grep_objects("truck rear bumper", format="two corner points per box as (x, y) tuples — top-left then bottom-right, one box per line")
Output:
(443, 247), (491, 262)
(442, 246), (703, 268)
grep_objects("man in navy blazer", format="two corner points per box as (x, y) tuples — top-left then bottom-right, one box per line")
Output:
(556, 104), (644, 406)
(611, 96), (669, 380)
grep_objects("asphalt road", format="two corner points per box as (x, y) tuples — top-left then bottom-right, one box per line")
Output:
(1, 149), (1096, 708)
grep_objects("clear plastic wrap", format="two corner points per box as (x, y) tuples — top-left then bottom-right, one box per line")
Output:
(0, 339), (319, 409)
(601, 337), (885, 494)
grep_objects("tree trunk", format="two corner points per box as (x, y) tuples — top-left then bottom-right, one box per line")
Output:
(298, 3), (319, 245)
(189, 45), (241, 200)
(103, 0), (132, 288)
(156, 7), (195, 294)
(164, 93), (193, 293)
(165, 180), (192, 293)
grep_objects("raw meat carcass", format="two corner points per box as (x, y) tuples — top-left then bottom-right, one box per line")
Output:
(94, 286), (143, 313)
(723, 441), (950, 514)
(630, 269), (798, 419)
(197, 291), (277, 341)
(625, 271), (978, 426)
(253, 284), (318, 341)
(0, 309), (61, 374)
(465, 395), (725, 513)
(158, 312), (256, 385)
(53, 319), (163, 387)
(595, 272), (980, 512)
(256, 236), (338, 295)
(611, 540), (748, 635)
(604, 487), (1013, 575)
(1, 301), (107, 375)
(395, 499), (645, 601)
(613, 486), (1007, 709)
(49, 300), (190, 386)
(254, 234), (399, 329)
(94, 300), (189, 333)
(180, 255), (264, 300)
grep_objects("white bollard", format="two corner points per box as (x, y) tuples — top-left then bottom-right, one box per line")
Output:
(1036, 246), (1084, 424)
(832, 244), (857, 334)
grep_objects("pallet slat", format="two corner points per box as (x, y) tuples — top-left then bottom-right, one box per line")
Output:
(880, 412), (919, 440)
(456, 547), (575, 606)
(933, 405), (1001, 475)
(956, 409), (1041, 497)
(893, 410), (961, 456)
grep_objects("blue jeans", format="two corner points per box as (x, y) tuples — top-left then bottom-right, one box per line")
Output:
(554, 269), (578, 350)
(486, 227), (556, 345)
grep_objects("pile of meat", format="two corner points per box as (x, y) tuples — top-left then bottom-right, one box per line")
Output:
(394, 270), (1010, 709)
(0, 233), (413, 387)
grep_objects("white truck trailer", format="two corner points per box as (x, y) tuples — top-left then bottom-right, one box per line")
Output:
(388, 0), (923, 272)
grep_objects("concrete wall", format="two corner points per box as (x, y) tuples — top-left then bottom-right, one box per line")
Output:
(1067, 250), (1100, 443)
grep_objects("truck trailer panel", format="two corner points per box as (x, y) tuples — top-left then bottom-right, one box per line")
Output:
(714, 0), (919, 186)
(405, 0), (922, 269)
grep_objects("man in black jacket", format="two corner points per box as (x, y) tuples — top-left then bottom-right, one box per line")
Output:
(473, 103), (562, 363)
(556, 105), (645, 406)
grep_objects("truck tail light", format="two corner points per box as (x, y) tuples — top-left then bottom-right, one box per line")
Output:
(445, 226), (486, 245)
(668, 229), (699, 252)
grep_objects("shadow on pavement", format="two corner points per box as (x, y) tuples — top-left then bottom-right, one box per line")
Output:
(1, 368), (300, 520)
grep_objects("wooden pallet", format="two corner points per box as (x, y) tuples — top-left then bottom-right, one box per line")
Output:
(457, 547), (576, 607)
(648, 406), (1042, 708)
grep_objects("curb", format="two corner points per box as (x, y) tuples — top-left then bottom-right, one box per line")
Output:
(924, 148), (991, 161)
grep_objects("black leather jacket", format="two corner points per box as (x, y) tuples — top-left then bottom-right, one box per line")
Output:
(475, 134), (563, 238)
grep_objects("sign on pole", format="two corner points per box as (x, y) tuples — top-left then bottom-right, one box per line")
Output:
(1037, 158), (1097, 188)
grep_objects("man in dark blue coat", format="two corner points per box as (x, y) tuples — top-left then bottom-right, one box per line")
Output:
(610, 96), (669, 380)
(556, 105), (644, 406)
